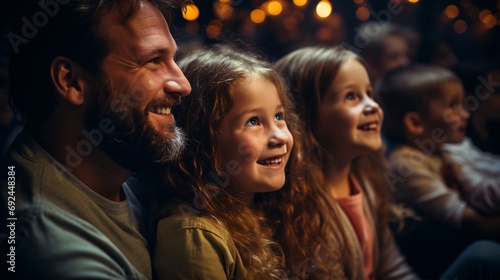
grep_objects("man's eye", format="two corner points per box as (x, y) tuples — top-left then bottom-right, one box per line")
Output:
(148, 57), (162, 64)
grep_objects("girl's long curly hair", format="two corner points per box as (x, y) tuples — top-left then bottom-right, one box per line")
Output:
(155, 44), (294, 279)
(269, 45), (393, 279)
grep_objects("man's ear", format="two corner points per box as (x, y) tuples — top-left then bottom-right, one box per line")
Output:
(404, 111), (425, 135)
(50, 56), (90, 106)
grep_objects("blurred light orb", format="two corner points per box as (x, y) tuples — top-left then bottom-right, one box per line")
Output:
(267, 1), (283, 16)
(213, 2), (233, 20)
(479, 10), (492, 23)
(293, 0), (307, 7)
(454, 19), (467, 34)
(251, 9), (266, 23)
(206, 24), (222, 39)
(182, 4), (199, 21)
(356, 6), (370, 21)
(316, 0), (332, 18)
(444, 5), (459, 19)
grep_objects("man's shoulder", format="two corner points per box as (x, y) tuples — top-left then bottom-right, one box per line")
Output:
(4, 201), (147, 279)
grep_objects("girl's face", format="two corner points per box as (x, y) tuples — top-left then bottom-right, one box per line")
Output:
(218, 75), (293, 201)
(317, 58), (384, 161)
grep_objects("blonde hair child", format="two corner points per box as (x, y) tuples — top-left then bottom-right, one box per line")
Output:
(273, 45), (417, 279)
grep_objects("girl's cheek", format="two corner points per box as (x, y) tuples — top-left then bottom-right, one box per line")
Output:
(237, 141), (258, 163)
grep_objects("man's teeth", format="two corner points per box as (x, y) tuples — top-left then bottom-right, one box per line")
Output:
(152, 107), (171, 115)
(258, 157), (282, 166)
(359, 123), (378, 130)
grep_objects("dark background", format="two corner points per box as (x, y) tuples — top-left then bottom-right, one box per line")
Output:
(1, 0), (499, 84)
(173, 0), (500, 78)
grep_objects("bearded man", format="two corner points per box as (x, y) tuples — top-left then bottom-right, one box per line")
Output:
(1, 0), (192, 278)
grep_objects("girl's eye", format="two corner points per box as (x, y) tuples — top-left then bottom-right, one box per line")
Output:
(345, 92), (356, 101)
(275, 112), (285, 121)
(366, 90), (373, 99)
(245, 117), (260, 126)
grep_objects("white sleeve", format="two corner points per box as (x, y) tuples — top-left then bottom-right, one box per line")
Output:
(443, 139), (500, 216)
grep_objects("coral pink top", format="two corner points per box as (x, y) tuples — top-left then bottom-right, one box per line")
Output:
(335, 175), (375, 280)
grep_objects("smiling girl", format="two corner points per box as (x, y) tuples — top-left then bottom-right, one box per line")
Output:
(152, 45), (295, 279)
(273, 46), (417, 279)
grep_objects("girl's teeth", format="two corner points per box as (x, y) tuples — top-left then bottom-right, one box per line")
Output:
(258, 158), (282, 166)
(360, 123), (377, 130)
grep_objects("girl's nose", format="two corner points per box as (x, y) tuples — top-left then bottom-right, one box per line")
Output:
(363, 97), (381, 115)
(269, 126), (289, 148)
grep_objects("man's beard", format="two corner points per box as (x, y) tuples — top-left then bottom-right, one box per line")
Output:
(83, 76), (186, 172)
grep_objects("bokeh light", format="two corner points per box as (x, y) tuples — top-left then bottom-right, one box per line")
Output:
(182, 4), (199, 21)
(251, 9), (266, 24)
(316, 0), (332, 18)
(479, 10), (492, 23)
(293, 0), (307, 7)
(356, 6), (370, 21)
(453, 19), (467, 33)
(444, 5), (459, 19)
(267, 1), (283, 16)
(206, 19), (222, 39)
(213, 2), (233, 20)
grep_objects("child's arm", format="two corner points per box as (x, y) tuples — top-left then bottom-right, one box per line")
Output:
(443, 139), (500, 216)
(388, 146), (466, 230)
(389, 146), (500, 240)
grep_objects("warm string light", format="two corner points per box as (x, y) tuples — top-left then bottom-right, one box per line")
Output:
(356, 6), (370, 21)
(182, 4), (199, 21)
(444, 5), (459, 19)
(293, 0), (307, 7)
(454, 19), (467, 34)
(267, 1), (283, 16)
(186, 0), (497, 37)
(251, 9), (266, 23)
(316, 0), (332, 18)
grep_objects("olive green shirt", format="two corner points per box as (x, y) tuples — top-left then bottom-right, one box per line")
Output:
(154, 211), (252, 279)
(1, 130), (150, 279)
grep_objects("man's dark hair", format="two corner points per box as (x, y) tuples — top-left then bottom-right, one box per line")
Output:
(8, 0), (190, 126)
